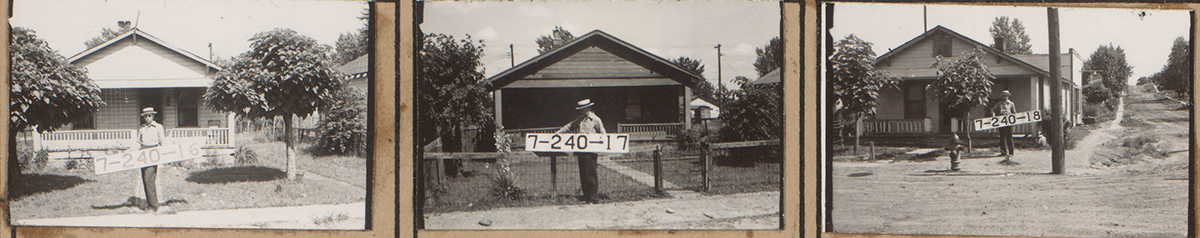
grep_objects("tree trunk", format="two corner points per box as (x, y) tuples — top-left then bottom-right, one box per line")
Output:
(853, 116), (862, 155)
(962, 115), (974, 157)
(284, 115), (297, 180)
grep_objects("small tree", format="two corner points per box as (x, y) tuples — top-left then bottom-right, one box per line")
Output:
(988, 16), (1033, 55)
(205, 29), (344, 180)
(419, 33), (493, 175)
(535, 26), (575, 54)
(1154, 37), (1190, 105)
(717, 82), (781, 163)
(669, 56), (729, 107)
(10, 27), (105, 181)
(1083, 44), (1134, 97)
(315, 87), (368, 156)
(927, 47), (995, 154)
(753, 37), (783, 77)
(829, 34), (898, 150)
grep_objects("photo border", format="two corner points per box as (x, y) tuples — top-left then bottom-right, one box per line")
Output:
(1, 1), (397, 237)
(807, 1), (1198, 238)
(407, 1), (801, 237)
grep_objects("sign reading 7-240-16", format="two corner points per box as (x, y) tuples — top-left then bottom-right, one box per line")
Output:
(93, 139), (207, 175)
(525, 133), (630, 153)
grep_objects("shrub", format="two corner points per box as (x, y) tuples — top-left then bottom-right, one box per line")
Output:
(235, 145), (259, 165)
(716, 83), (781, 164)
(315, 88), (368, 156)
(486, 158), (524, 200)
(18, 150), (48, 172)
(1082, 83), (1112, 104)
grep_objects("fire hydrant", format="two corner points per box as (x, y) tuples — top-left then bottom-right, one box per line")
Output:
(945, 134), (966, 171)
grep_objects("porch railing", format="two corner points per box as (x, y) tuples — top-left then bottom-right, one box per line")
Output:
(618, 123), (684, 135)
(862, 118), (932, 134)
(37, 127), (235, 152)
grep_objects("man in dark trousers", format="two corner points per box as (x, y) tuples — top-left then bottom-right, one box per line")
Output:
(992, 90), (1016, 158)
(138, 107), (171, 214)
(556, 99), (605, 204)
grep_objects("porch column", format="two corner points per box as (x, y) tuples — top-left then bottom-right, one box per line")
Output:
(227, 113), (237, 146)
(683, 86), (692, 129)
(494, 89), (503, 129)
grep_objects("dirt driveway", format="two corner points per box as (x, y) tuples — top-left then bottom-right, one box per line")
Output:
(830, 84), (1188, 237)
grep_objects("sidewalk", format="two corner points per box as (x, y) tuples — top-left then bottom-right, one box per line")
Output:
(13, 202), (365, 230)
(423, 191), (779, 230)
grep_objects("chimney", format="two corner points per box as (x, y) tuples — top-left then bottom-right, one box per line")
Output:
(993, 37), (1005, 53)
(118, 21), (132, 30)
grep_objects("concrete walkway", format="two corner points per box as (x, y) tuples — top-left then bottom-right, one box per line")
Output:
(424, 191), (779, 230)
(13, 202), (365, 230)
(596, 156), (702, 198)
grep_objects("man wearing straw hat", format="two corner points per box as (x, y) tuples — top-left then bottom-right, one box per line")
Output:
(992, 90), (1016, 158)
(556, 99), (605, 204)
(138, 107), (169, 213)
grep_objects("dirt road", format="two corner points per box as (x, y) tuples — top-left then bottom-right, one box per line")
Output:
(831, 84), (1188, 237)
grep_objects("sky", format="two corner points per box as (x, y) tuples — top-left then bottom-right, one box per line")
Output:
(10, 0), (366, 62)
(421, 1), (780, 88)
(828, 3), (1191, 85)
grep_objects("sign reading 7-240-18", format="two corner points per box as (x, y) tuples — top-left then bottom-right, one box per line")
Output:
(525, 133), (630, 153)
(973, 110), (1043, 131)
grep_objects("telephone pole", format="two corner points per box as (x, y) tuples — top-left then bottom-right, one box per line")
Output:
(715, 44), (723, 88)
(510, 44), (515, 67)
(1048, 7), (1065, 174)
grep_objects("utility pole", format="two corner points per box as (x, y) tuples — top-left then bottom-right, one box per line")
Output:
(715, 44), (722, 88)
(510, 44), (515, 67)
(1048, 7), (1065, 174)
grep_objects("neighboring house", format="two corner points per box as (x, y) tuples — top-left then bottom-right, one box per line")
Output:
(338, 55), (370, 92)
(864, 26), (1081, 145)
(750, 68), (781, 85)
(34, 28), (235, 155)
(487, 30), (704, 143)
(690, 97), (720, 120)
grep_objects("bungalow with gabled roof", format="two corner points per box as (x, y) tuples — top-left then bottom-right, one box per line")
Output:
(864, 26), (1081, 145)
(34, 28), (235, 154)
(486, 30), (704, 143)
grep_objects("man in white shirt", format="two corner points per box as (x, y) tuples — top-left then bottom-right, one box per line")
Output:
(556, 99), (605, 203)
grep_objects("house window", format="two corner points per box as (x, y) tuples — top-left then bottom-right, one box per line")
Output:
(73, 114), (95, 129)
(177, 89), (200, 127)
(932, 34), (952, 57)
(904, 82), (927, 119)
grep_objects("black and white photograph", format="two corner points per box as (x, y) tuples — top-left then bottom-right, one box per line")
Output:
(821, 3), (1190, 237)
(416, 1), (783, 230)
(9, 0), (371, 229)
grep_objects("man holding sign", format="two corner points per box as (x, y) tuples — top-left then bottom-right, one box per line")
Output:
(138, 107), (168, 213)
(992, 91), (1016, 158)
(556, 99), (605, 204)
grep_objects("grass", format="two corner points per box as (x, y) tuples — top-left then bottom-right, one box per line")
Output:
(422, 158), (667, 214)
(9, 130), (368, 220)
(620, 159), (780, 195)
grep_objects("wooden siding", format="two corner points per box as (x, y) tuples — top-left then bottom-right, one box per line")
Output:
(500, 86), (683, 131)
(524, 47), (664, 79)
(876, 32), (1040, 78)
(73, 36), (212, 84)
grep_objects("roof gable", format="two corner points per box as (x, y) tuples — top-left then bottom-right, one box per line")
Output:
(876, 26), (1055, 79)
(67, 29), (223, 88)
(486, 30), (702, 91)
(69, 29), (221, 70)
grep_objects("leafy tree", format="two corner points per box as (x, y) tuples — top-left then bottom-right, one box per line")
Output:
(315, 87), (367, 156)
(84, 22), (133, 48)
(828, 34), (898, 149)
(420, 33), (493, 175)
(1083, 44), (1134, 97)
(1153, 37), (1190, 104)
(204, 28), (344, 180)
(333, 7), (370, 65)
(536, 26), (575, 54)
(988, 16), (1033, 55)
(753, 37), (783, 77)
(927, 47), (995, 151)
(717, 82), (781, 163)
(10, 27), (104, 182)
(669, 56), (728, 106)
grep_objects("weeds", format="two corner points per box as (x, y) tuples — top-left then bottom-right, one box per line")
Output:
(311, 212), (350, 227)
(235, 145), (259, 165)
(485, 125), (525, 201)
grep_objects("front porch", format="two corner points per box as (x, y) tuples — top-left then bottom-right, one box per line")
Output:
(858, 118), (1040, 147)
(28, 127), (236, 160)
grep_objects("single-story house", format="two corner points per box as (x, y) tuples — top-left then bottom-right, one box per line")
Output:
(487, 30), (704, 142)
(864, 26), (1081, 145)
(34, 28), (235, 154)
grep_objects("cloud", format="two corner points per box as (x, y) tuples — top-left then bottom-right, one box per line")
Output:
(730, 43), (757, 56)
(475, 27), (499, 41)
(518, 5), (552, 18)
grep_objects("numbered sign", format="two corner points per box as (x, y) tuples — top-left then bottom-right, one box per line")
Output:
(525, 133), (630, 153)
(93, 139), (207, 175)
(973, 110), (1043, 131)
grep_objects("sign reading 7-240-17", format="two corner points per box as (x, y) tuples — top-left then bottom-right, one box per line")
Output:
(974, 110), (1043, 131)
(525, 133), (630, 153)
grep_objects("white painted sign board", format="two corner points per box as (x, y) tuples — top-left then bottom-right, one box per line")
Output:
(94, 139), (207, 174)
(525, 133), (631, 153)
(973, 110), (1043, 131)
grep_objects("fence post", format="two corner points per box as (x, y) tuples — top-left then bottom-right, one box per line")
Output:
(702, 142), (711, 192)
(436, 157), (445, 185)
(869, 142), (875, 161)
(653, 145), (663, 193)
(551, 155), (558, 195)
